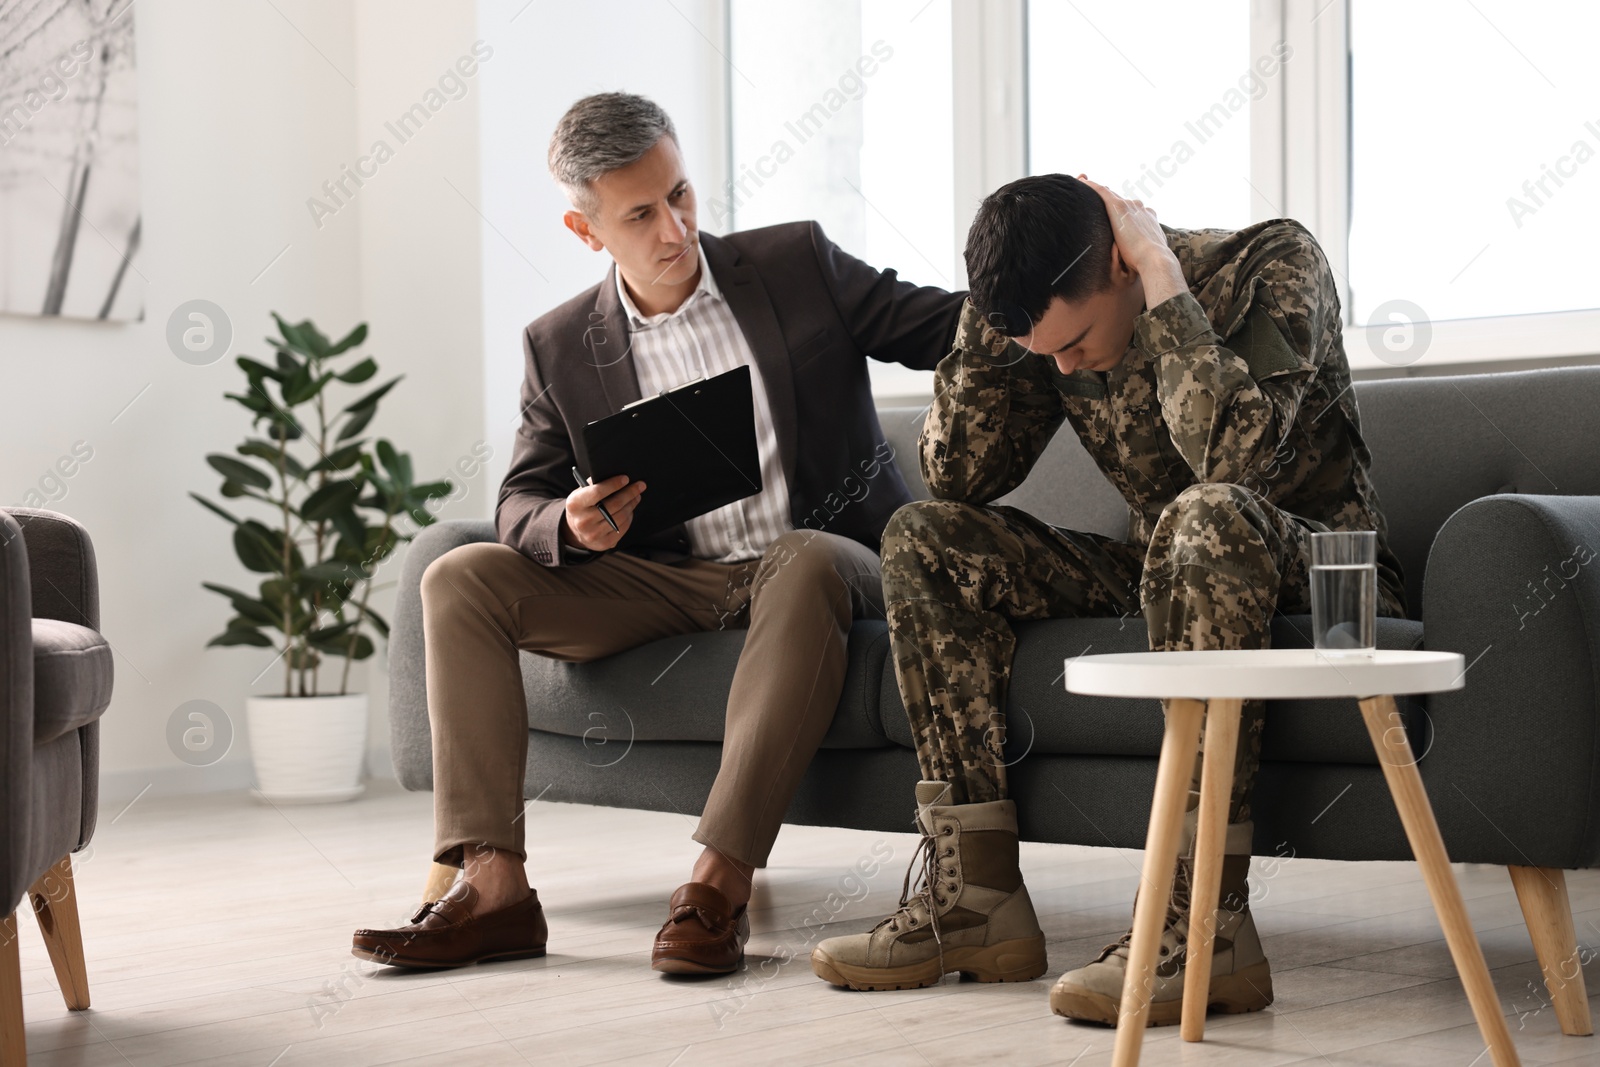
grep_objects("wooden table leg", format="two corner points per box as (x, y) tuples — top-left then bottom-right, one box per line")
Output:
(1182, 698), (1242, 1042)
(1508, 865), (1593, 1036)
(1113, 697), (1206, 1067)
(1358, 695), (1521, 1067)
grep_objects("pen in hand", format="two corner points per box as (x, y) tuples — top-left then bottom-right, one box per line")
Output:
(571, 465), (621, 533)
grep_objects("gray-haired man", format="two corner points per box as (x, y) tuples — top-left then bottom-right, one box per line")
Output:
(351, 93), (964, 974)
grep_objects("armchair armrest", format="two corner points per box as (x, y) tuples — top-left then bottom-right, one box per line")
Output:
(1, 510), (36, 907)
(388, 519), (497, 790)
(1420, 494), (1600, 869)
(3, 508), (99, 632)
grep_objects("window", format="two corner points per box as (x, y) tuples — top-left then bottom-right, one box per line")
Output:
(727, 0), (956, 290)
(1027, 0), (1256, 231)
(1348, 1), (1600, 325)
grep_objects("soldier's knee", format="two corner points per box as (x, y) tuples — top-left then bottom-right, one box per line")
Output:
(1158, 483), (1260, 538)
(880, 500), (964, 594)
(1168, 482), (1254, 514)
(881, 499), (978, 552)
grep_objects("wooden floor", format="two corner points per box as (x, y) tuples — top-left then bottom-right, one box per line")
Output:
(11, 781), (1600, 1066)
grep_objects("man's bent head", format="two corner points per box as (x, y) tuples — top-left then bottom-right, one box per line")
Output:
(964, 173), (1147, 375)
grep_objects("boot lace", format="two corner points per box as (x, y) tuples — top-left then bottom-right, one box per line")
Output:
(873, 823), (954, 974)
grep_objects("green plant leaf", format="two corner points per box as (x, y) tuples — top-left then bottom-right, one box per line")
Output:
(273, 313), (331, 358)
(201, 581), (254, 602)
(284, 369), (335, 406)
(224, 390), (272, 415)
(335, 356), (376, 383)
(206, 628), (274, 648)
(355, 602), (390, 638)
(301, 561), (361, 585)
(375, 439), (413, 488)
(191, 492), (242, 526)
(307, 620), (358, 642)
(273, 347), (302, 375)
(311, 632), (373, 660)
(300, 480), (361, 521)
(328, 322), (368, 356)
(362, 525), (399, 561)
(411, 479), (453, 500)
(237, 439), (307, 480)
(233, 520), (284, 573)
(259, 578), (293, 607)
(201, 582), (280, 626)
(236, 356), (284, 382)
(342, 376), (402, 414)
(329, 507), (366, 549)
(207, 453), (273, 490)
(309, 442), (363, 472)
(336, 403), (377, 442)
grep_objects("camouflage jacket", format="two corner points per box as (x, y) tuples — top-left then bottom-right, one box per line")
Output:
(921, 219), (1407, 616)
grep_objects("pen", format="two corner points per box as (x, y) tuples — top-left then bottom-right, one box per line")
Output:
(571, 465), (620, 532)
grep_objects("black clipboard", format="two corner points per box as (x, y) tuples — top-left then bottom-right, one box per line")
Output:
(580, 365), (762, 547)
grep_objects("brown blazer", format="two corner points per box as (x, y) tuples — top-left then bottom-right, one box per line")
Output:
(496, 221), (966, 566)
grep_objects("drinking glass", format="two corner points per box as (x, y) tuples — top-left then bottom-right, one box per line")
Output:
(1310, 531), (1377, 658)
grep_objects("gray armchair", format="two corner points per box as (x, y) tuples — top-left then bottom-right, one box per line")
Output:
(1, 508), (113, 1063)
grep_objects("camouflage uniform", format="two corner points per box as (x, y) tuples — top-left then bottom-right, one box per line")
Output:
(885, 219), (1408, 816)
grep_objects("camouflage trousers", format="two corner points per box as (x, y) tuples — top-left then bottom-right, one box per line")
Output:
(883, 482), (1403, 821)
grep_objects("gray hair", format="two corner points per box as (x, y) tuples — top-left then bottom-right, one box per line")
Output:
(548, 92), (677, 216)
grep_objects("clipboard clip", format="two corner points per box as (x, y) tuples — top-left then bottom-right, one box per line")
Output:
(622, 374), (705, 410)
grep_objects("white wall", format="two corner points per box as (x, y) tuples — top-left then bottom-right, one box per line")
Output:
(0, 0), (487, 799)
(0, 0), (783, 800)
(475, 0), (731, 472)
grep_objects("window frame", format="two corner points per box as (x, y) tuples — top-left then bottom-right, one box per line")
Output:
(720, 0), (1597, 372)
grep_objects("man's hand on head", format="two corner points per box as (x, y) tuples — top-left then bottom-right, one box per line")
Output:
(1079, 176), (1188, 311)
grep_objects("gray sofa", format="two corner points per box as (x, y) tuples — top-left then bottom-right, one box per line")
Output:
(391, 364), (1600, 1031)
(3, 508), (111, 1059)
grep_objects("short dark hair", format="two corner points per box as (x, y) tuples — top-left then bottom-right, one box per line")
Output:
(963, 173), (1114, 337)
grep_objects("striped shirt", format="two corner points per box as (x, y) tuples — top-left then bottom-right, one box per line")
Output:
(614, 241), (792, 563)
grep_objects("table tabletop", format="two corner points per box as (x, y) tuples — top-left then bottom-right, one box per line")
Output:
(1063, 648), (1466, 700)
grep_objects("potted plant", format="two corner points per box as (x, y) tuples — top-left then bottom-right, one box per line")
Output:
(193, 313), (452, 802)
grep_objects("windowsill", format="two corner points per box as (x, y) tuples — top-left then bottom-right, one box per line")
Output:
(1343, 306), (1600, 373)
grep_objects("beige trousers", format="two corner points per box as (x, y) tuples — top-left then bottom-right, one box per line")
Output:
(422, 528), (884, 869)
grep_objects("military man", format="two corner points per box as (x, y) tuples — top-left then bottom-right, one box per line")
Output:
(810, 173), (1406, 1026)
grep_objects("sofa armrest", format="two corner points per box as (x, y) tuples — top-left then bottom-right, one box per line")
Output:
(3, 508), (99, 632)
(388, 519), (497, 790)
(1420, 494), (1600, 869)
(1, 511), (35, 908)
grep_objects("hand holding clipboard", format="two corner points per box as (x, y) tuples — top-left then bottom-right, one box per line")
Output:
(562, 471), (647, 551)
(571, 365), (762, 551)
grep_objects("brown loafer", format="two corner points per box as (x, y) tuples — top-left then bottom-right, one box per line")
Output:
(352, 880), (547, 969)
(652, 882), (750, 975)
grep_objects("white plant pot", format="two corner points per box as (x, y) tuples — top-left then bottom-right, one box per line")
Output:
(246, 693), (368, 803)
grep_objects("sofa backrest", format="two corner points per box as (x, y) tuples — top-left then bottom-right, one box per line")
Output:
(879, 363), (1600, 618)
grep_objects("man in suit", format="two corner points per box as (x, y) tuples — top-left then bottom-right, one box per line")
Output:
(352, 92), (964, 975)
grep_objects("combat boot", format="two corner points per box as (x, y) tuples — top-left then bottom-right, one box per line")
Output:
(811, 780), (1048, 990)
(1049, 820), (1273, 1026)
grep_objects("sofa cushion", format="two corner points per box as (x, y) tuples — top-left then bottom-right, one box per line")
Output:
(520, 623), (892, 750)
(876, 614), (1427, 766)
(33, 618), (113, 745)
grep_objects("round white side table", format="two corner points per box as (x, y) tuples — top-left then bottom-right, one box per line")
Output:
(1063, 648), (1519, 1067)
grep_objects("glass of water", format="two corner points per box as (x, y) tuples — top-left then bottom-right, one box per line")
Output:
(1311, 531), (1377, 658)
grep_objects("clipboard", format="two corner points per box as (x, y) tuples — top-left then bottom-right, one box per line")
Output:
(580, 365), (763, 546)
